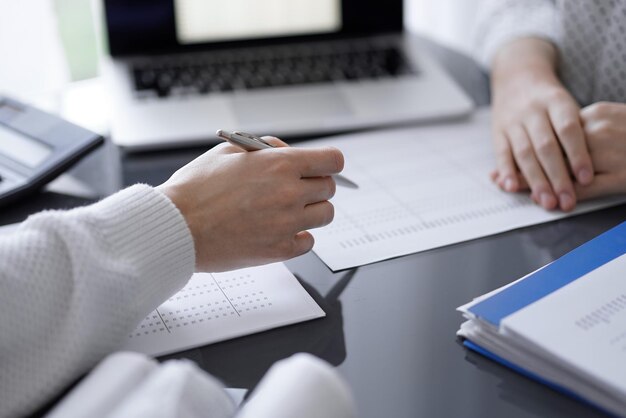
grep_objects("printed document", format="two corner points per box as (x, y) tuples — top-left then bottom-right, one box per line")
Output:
(307, 110), (626, 270)
(123, 262), (324, 356)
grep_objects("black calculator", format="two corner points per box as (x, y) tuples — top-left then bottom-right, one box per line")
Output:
(0, 96), (104, 207)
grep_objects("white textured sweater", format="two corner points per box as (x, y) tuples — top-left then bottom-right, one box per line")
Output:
(475, 0), (626, 105)
(0, 185), (195, 418)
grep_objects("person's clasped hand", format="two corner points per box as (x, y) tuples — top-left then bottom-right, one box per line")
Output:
(576, 102), (626, 200)
(157, 137), (344, 272)
(490, 48), (595, 212)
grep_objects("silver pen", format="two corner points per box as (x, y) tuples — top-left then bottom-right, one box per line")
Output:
(216, 130), (359, 189)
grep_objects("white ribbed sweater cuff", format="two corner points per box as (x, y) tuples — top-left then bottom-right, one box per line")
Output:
(82, 184), (195, 316)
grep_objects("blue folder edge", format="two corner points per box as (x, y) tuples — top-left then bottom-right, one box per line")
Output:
(469, 221), (626, 326)
(463, 340), (616, 417)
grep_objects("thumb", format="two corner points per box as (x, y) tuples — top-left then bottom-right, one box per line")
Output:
(261, 136), (290, 148)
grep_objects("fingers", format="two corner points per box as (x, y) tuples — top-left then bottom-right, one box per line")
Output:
(575, 173), (625, 200)
(273, 202), (332, 261)
(290, 231), (315, 257)
(495, 104), (587, 211)
(291, 147), (345, 177)
(213, 141), (245, 154)
(300, 201), (335, 231)
(507, 125), (559, 210)
(256, 137), (344, 178)
(261, 136), (289, 148)
(491, 170), (530, 190)
(301, 177), (336, 205)
(256, 138), (344, 177)
(547, 102), (594, 185)
(580, 102), (620, 126)
(525, 112), (576, 211)
(276, 224), (323, 261)
(516, 174), (530, 190)
(492, 131), (520, 192)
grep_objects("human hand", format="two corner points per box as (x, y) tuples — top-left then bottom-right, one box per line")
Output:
(575, 102), (626, 199)
(157, 138), (344, 272)
(490, 38), (594, 212)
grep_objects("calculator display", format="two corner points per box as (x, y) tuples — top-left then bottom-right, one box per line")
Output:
(0, 125), (52, 168)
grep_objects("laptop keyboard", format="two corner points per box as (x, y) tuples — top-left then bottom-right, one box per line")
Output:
(131, 40), (416, 99)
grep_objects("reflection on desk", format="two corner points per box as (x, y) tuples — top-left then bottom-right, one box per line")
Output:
(159, 269), (356, 392)
(462, 349), (606, 418)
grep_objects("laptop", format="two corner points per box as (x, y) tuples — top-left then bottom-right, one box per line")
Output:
(101, 0), (473, 150)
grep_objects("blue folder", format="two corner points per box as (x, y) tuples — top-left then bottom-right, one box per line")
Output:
(462, 221), (626, 417)
(469, 221), (626, 326)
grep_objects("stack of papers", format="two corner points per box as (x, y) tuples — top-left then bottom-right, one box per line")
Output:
(457, 221), (626, 416)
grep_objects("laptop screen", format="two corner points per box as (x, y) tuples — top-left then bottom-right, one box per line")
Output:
(104, 0), (402, 56)
(175, 0), (342, 44)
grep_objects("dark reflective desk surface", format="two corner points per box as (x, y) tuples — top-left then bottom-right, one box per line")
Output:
(4, 38), (623, 418)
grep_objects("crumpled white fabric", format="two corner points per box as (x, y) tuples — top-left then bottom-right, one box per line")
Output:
(46, 351), (356, 418)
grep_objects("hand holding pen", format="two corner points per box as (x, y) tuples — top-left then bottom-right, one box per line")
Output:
(217, 130), (358, 189)
(158, 133), (347, 271)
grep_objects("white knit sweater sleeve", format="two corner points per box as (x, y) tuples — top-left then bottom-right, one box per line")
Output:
(0, 185), (195, 418)
(473, 0), (559, 69)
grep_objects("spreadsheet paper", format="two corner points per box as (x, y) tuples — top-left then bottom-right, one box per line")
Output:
(307, 109), (626, 271)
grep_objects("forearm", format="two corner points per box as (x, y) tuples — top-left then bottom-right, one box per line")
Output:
(0, 185), (195, 418)
(492, 37), (561, 93)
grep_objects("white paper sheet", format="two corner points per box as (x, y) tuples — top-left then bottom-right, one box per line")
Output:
(123, 262), (325, 356)
(307, 110), (626, 270)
